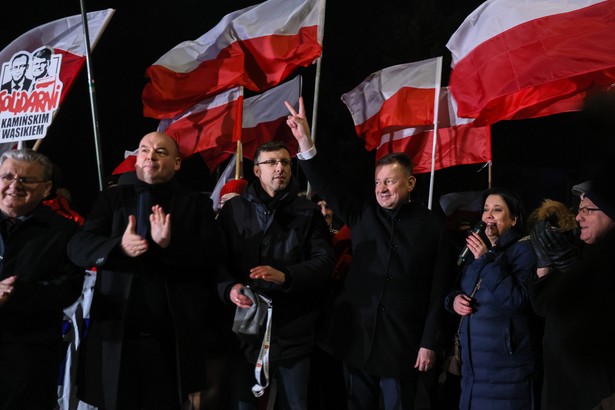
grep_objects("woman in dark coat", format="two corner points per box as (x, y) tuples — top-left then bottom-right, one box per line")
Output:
(446, 187), (538, 409)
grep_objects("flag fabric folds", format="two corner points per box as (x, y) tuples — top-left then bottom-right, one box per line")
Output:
(142, 0), (322, 119)
(241, 75), (302, 160)
(447, 0), (615, 126)
(114, 76), (302, 175)
(341, 57), (442, 151)
(159, 87), (244, 160)
(376, 88), (491, 174)
(0, 9), (114, 107)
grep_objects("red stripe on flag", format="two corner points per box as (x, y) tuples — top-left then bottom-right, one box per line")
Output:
(356, 87), (436, 150)
(376, 125), (491, 174)
(448, 0), (615, 125)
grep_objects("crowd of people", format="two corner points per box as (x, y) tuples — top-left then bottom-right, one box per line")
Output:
(1, 96), (615, 410)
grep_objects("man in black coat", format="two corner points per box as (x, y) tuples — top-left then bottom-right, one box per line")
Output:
(68, 132), (225, 410)
(285, 99), (453, 409)
(217, 140), (335, 410)
(530, 175), (615, 410)
(0, 149), (82, 410)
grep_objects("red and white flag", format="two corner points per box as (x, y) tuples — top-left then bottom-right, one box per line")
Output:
(196, 75), (302, 171)
(159, 87), (244, 159)
(114, 76), (301, 174)
(241, 75), (302, 160)
(142, 0), (322, 119)
(447, 0), (615, 126)
(0, 9), (114, 143)
(376, 88), (491, 174)
(341, 57), (442, 151)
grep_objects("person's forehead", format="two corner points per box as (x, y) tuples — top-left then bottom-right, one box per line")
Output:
(140, 134), (174, 149)
(259, 149), (290, 159)
(0, 158), (42, 174)
(12, 56), (27, 64)
(375, 163), (405, 178)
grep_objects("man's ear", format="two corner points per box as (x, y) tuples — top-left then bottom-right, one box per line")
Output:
(42, 181), (53, 198)
(408, 175), (416, 192)
(174, 156), (181, 171)
(254, 165), (261, 178)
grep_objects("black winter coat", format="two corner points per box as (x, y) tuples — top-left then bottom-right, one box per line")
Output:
(0, 205), (82, 408)
(67, 180), (224, 409)
(530, 231), (615, 410)
(299, 153), (453, 379)
(217, 179), (335, 364)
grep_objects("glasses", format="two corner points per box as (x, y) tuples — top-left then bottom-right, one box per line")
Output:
(255, 159), (291, 167)
(577, 206), (601, 216)
(0, 173), (48, 186)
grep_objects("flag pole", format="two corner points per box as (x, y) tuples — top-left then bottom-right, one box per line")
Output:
(305, 0), (326, 200)
(427, 56), (443, 210)
(235, 140), (243, 180)
(80, 0), (105, 191)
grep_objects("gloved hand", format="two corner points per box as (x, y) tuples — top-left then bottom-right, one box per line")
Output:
(533, 219), (581, 272)
(530, 220), (552, 268)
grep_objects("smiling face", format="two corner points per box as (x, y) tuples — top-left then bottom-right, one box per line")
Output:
(576, 196), (615, 244)
(482, 194), (517, 243)
(0, 158), (52, 217)
(374, 162), (415, 210)
(135, 132), (181, 185)
(253, 148), (292, 197)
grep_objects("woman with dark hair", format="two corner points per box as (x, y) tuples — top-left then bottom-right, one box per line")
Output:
(445, 187), (538, 409)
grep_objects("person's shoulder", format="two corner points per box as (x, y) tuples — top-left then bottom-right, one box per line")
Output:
(35, 204), (80, 230)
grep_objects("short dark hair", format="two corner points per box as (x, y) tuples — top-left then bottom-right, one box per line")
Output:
(32, 47), (52, 60)
(376, 153), (413, 176)
(254, 141), (290, 163)
(0, 149), (53, 180)
(481, 187), (526, 234)
(11, 52), (29, 65)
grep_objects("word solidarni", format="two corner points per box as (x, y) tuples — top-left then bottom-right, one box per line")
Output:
(0, 80), (61, 114)
(0, 78), (61, 143)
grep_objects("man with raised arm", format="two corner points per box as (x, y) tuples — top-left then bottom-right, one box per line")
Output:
(285, 99), (453, 410)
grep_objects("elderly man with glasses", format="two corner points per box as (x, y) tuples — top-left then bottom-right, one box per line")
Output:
(530, 174), (615, 410)
(0, 149), (82, 409)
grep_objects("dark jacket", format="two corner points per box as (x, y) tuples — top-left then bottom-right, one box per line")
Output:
(0, 205), (82, 408)
(530, 230), (615, 410)
(67, 180), (224, 409)
(299, 153), (453, 379)
(446, 229), (537, 410)
(217, 178), (335, 364)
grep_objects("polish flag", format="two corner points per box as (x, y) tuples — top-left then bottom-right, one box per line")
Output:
(341, 57), (442, 151)
(159, 87), (244, 159)
(0, 9), (114, 107)
(241, 75), (302, 160)
(376, 88), (491, 174)
(114, 76), (301, 174)
(111, 149), (138, 175)
(196, 75), (302, 171)
(142, 0), (323, 119)
(447, 0), (615, 126)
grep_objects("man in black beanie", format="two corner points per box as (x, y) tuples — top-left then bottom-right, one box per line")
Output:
(529, 173), (615, 410)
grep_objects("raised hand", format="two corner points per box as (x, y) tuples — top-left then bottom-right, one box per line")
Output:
(149, 205), (171, 248)
(285, 97), (314, 153)
(121, 215), (149, 257)
(533, 219), (580, 272)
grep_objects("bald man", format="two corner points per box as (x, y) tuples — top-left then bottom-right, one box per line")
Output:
(68, 132), (226, 409)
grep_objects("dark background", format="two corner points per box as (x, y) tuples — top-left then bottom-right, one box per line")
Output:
(3, 0), (613, 218)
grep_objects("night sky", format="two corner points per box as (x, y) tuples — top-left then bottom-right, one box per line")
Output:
(2, 0), (611, 218)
